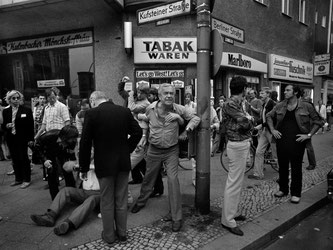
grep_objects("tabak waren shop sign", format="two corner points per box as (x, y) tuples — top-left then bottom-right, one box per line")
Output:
(134, 37), (197, 64)
(269, 54), (313, 83)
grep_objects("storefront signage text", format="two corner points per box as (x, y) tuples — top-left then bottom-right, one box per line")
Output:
(221, 52), (267, 73)
(6, 31), (93, 54)
(136, 70), (184, 78)
(137, 0), (191, 25)
(269, 54), (313, 83)
(212, 17), (245, 43)
(134, 37), (197, 64)
(37, 79), (65, 88)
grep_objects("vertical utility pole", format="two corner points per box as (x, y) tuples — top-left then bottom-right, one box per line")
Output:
(195, 0), (211, 215)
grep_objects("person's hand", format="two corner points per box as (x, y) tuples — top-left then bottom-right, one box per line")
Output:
(121, 76), (130, 83)
(44, 160), (52, 169)
(6, 123), (14, 128)
(80, 172), (88, 181)
(179, 131), (188, 141)
(135, 136), (147, 152)
(296, 134), (310, 142)
(255, 124), (262, 130)
(271, 129), (282, 139)
(165, 113), (181, 123)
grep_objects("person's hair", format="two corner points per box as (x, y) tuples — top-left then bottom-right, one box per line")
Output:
(81, 98), (90, 107)
(5, 90), (24, 104)
(271, 91), (278, 101)
(148, 87), (158, 96)
(289, 85), (302, 98)
(137, 86), (150, 96)
(45, 88), (57, 98)
(260, 88), (272, 96)
(229, 76), (247, 95)
(219, 94), (226, 101)
(90, 91), (108, 101)
(185, 93), (193, 100)
(158, 83), (175, 96)
(59, 125), (79, 141)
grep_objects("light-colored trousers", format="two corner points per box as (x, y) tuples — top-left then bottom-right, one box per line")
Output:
(222, 139), (250, 228)
(252, 128), (277, 178)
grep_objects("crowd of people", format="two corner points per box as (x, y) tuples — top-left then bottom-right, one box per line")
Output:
(0, 75), (330, 244)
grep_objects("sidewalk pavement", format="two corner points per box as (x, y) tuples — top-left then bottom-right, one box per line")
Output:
(0, 131), (332, 250)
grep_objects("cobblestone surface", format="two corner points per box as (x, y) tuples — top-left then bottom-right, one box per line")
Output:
(73, 156), (333, 250)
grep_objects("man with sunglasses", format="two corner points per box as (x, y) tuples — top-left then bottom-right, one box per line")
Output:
(34, 125), (79, 200)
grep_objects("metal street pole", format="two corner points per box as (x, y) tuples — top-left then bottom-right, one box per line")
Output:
(195, 0), (211, 215)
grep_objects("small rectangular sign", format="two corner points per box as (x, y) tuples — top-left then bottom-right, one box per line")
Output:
(212, 17), (245, 43)
(37, 79), (65, 88)
(224, 37), (234, 44)
(314, 53), (330, 62)
(314, 61), (330, 76)
(137, 0), (191, 25)
(156, 19), (171, 26)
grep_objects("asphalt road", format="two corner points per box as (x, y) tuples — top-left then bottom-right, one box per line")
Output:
(265, 201), (333, 250)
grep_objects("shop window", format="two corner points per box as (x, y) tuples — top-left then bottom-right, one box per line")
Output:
(0, 45), (94, 103)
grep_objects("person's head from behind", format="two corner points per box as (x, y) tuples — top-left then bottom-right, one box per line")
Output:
(80, 98), (90, 111)
(259, 88), (271, 102)
(89, 91), (108, 108)
(184, 93), (193, 105)
(45, 88), (57, 105)
(158, 83), (175, 106)
(5, 90), (23, 108)
(284, 85), (301, 100)
(58, 125), (79, 150)
(229, 76), (248, 97)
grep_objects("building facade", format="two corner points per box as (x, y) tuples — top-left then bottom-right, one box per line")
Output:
(0, 0), (329, 106)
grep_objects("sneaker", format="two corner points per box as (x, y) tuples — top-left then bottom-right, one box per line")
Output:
(30, 213), (55, 227)
(54, 221), (70, 236)
(291, 196), (300, 204)
(7, 170), (14, 176)
(274, 191), (287, 198)
(306, 165), (316, 170)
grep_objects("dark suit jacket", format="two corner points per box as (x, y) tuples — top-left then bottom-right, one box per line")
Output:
(1, 105), (34, 143)
(79, 101), (142, 178)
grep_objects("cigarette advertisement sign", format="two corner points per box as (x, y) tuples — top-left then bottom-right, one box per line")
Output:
(134, 37), (197, 64)
(137, 0), (191, 25)
(269, 54), (313, 83)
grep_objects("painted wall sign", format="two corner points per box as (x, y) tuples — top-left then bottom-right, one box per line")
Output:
(137, 0), (191, 25)
(314, 61), (330, 76)
(37, 79), (65, 88)
(269, 54), (313, 83)
(221, 52), (267, 73)
(136, 70), (184, 78)
(6, 31), (93, 54)
(211, 17), (245, 43)
(134, 37), (197, 64)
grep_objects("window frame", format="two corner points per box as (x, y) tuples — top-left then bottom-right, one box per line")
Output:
(282, 0), (290, 15)
(299, 0), (306, 24)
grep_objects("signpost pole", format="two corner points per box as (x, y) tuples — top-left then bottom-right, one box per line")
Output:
(195, 0), (211, 215)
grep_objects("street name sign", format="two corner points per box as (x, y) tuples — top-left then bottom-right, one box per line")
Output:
(137, 0), (191, 25)
(211, 17), (244, 43)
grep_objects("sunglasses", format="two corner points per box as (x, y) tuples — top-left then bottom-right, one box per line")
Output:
(11, 96), (21, 100)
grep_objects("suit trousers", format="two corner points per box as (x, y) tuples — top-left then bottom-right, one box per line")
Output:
(252, 128), (277, 178)
(98, 173), (129, 242)
(6, 133), (31, 183)
(222, 139), (250, 228)
(49, 187), (100, 228)
(305, 139), (316, 167)
(136, 144), (182, 221)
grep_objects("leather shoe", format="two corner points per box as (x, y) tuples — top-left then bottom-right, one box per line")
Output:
(131, 204), (144, 213)
(306, 165), (316, 170)
(234, 215), (246, 221)
(54, 221), (70, 236)
(274, 191), (287, 198)
(172, 220), (182, 232)
(161, 213), (172, 222)
(248, 174), (263, 180)
(20, 182), (30, 189)
(118, 235), (127, 244)
(101, 231), (117, 246)
(150, 190), (163, 198)
(222, 224), (244, 236)
(128, 180), (142, 184)
(10, 181), (22, 186)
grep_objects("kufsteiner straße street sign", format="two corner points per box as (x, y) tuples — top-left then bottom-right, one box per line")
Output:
(137, 0), (192, 25)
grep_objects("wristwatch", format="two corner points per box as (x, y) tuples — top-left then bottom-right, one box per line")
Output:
(307, 133), (312, 138)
